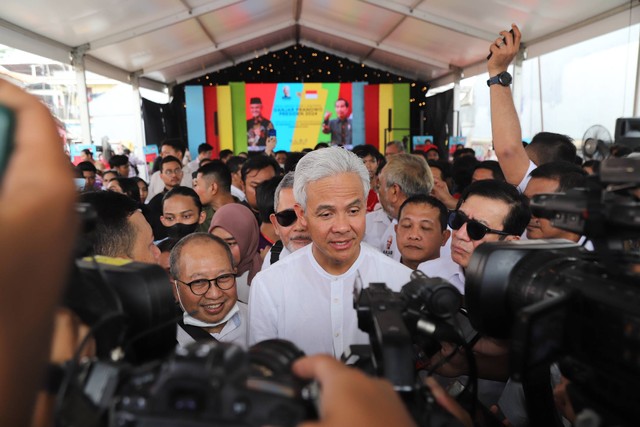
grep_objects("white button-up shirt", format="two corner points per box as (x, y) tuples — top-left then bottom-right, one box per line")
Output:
(248, 243), (413, 357)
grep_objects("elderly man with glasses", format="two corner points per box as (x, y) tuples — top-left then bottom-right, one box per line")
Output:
(169, 233), (248, 348)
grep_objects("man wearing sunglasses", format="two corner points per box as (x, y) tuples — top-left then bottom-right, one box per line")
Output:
(422, 179), (530, 293)
(169, 233), (247, 348)
(421, 179), (530, 416)
(262, 172), (312, 268)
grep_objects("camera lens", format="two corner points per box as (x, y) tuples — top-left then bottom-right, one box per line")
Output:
(249, 339), (305, 377)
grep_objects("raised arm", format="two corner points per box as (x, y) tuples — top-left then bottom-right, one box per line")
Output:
(488, 24), (531, 185)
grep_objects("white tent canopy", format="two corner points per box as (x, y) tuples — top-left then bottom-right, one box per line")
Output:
(1, 0), (639, 91)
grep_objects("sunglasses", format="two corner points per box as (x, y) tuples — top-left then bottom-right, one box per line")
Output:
(274, 209), (297, 227)
(448, 210), (510, 241)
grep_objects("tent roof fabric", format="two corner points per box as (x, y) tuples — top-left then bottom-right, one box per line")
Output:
(0, 0), (637, 89)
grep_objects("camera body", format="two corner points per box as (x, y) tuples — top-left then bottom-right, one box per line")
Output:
(465, 157), (640, 425)
(350, 273), (465, 427)
(112, 340), (313, 427)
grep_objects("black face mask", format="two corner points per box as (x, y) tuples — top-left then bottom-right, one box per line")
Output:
(166, 222), (199, 240)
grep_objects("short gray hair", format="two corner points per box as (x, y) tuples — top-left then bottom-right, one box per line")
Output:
(293, 147), (370, 209)
(387, 140), (405, 152)
(381, 153), (433, 196)
(274, 171), (295, 211)
(169, 233), (234, 280)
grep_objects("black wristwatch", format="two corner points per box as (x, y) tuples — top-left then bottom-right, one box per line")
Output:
(487, 71), (512, 87)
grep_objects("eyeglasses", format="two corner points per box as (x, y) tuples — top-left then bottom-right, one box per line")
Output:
(163, 168), (183, 176)
(175, 273), (236, 296)
(274, 209), (297, 227)
(448, 210), (510, 241)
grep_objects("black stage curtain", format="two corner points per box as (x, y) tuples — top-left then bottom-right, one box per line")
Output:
(422, 89), (453, 160)
(141, 98), (184, 148)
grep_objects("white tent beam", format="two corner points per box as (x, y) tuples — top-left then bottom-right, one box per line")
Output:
(360, 0), (497, 42)
(88, 0), (243, 50)
(0, 17), (71, 64)
(301, 39), (422, 81)
(299, 19), (449, 70)
(70, 47), (92, 144)
(144, 20), (296, 74)
(174, 40), (295, 84)
(0, 18), (168, 91)
(433, 2), (640, 88)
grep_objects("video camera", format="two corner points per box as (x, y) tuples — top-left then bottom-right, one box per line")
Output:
(58, 255), (316, 427)
(464, 157), (640, 426)
(56, 155), (639, 427)
(348, 271), (469, 427)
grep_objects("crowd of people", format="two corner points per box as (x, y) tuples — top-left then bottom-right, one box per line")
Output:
(2, 24), (638, 427)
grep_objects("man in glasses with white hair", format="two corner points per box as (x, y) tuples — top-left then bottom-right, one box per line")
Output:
(422, 179), (530, 293)
(262, 172), (312, 268)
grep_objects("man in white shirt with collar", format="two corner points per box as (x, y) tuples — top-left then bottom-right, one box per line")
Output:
(364, 153), (433, 261)
(170, 233), (248, 348)
(261, 171), (312, 269)
(420, 179), (530, 294)
(146, 139), (194, 202)
(249, 147), (413, 357)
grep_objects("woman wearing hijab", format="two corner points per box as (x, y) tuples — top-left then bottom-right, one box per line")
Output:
(209, 203), (262, 303)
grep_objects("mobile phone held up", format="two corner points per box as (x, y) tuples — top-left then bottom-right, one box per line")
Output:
(487, 29), (515, 60)
(0, 105), (15, 181)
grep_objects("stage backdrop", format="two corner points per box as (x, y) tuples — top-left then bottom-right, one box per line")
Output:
(184, 82), (409, 157)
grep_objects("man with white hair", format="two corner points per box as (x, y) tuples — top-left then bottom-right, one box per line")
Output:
(261, 171), (312, 268)
(248, 147), (412, 357)
(364, 153), (433, 261)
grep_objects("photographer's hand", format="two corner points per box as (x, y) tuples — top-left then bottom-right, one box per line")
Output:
(425, 377), (473, 427)
(0, 79), (78, 427)
(428, 338), (510, 381)
(552, 375), (577, 424)
(293, 355), (417, 427)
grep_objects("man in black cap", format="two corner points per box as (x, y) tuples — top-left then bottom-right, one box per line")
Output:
(246, 97), (274, 149)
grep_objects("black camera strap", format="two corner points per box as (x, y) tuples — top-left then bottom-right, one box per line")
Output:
(270, 240), (284, 265)
(177, 319), (219, 343)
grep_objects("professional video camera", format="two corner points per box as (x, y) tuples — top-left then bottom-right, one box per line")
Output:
(348, 271), (470, 427)
(55, 207), (316, 427)
(63, 257), (177, 364)
(59, 260), (315, 427)
(464, 157), (640, 426)
(57, 338), (315, 427)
